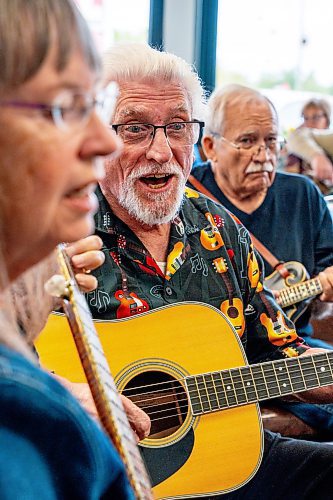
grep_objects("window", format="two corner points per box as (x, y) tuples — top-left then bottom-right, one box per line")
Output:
(216, 0), (333, 131)
(75, 0), (150, 52)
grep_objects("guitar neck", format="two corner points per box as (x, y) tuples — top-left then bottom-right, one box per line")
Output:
(278, 277), (322, 307)
(56, 245), (152, 500)
(186, 351), (333, 416)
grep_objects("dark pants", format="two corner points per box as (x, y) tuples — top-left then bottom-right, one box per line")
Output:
(200, 430), (333, 499)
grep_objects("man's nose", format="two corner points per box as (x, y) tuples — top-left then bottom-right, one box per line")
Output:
(253, 144), (271, 161)
(146, 128), (173, 163)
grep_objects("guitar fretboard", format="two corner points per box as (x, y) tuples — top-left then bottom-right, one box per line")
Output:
(57, 246), (152, 499)
(278, 277), (322, 307)
(186, 352), (333, 415)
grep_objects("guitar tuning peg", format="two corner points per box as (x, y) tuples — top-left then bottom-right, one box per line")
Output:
(44, 274), (69, 298)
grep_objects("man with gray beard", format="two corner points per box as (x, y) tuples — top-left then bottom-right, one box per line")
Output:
(87, 45), (333, 498)
(190, 83), (333, 436)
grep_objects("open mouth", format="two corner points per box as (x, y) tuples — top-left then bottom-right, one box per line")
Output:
(139, 173), (174, 189)
(64, 183), (98, 213)
(65, 183), (95, 199)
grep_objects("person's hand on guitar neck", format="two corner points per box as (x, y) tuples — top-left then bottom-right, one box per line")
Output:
(271, 289), (281, 303)
(269, 266), (333, 305)
(11, 235), (107, 343)
(317, 266), (333, 302)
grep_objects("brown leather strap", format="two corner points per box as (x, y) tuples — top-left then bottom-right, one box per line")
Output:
(188, 174), (221, 203)
(188, 174), (290, 276)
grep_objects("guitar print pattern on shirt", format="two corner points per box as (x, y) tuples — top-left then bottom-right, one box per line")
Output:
(87, 185), (305, 363)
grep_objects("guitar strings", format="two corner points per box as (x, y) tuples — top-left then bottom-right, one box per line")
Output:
(123, 352), (333, 393)
(133, 373), (333, 425)
(278, 277), (322, 306)
(119, 369), (333, 424)
(102, 352), (333, 425)
(120, 354), (333, 402)
(131, 370), (333, 425)
(122, 369), (333, 405)
(128, 367), (333, 412)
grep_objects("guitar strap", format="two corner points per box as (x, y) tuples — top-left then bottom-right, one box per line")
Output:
(188, 174), (291, 279)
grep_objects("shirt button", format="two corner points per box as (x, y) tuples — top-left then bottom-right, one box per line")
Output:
(165, 286), (173, 296)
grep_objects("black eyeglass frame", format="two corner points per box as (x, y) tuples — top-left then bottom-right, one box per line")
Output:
(111, 120), (205, 143)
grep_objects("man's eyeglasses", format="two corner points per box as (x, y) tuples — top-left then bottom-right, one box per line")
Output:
(112, 121), (205, 148)
(0, 82), (118, 130)
(212, 133), (286, 156)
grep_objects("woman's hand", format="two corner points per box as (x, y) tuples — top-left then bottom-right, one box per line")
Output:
(65, 235), (105, 292)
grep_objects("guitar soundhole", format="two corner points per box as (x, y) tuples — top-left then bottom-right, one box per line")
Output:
(227, 306), (239, 318)
(123, 371), (189, 439)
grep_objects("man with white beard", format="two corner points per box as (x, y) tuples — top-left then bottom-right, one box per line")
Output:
(190, 83), (333, 436)
(85, 45), (333, 499)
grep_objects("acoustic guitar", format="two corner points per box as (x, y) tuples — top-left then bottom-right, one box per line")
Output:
(264, 260), (322, 321)
(36, 300), (333, 499)
(45, 245), (152, 499)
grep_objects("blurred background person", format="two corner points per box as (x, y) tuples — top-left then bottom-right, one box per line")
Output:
(301, 98), (331, 130)
(288, 127), (333, 196)
(285, 98), (332, 194)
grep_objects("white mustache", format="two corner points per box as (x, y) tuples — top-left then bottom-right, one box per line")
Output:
(245, 162), (274, 174)
(128, 163), (184, 181)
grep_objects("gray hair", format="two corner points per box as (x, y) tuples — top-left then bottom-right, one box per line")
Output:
(205, 83), (278, 135)
(0, 0), (101, 92)
(103, 43), (207, 120)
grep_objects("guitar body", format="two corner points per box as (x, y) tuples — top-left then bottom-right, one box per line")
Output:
(36, 302), (263, 499)
(264, 261), (311, 321)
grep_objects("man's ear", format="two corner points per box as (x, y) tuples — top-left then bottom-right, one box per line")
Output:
(202, 135), (217, 162)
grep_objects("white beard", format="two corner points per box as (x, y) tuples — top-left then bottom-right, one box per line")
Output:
(118, 163), (186, 226)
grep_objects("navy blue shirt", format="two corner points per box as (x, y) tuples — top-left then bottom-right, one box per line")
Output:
(0, 345), (134, 499)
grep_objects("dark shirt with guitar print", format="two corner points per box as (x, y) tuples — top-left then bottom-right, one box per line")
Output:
(89, 185), (308, 365)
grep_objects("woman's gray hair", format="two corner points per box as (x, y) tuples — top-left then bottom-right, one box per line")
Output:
(0, 0), (101, 92)
(205, 84), (278, 135)
(103, 43), (207, 120)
